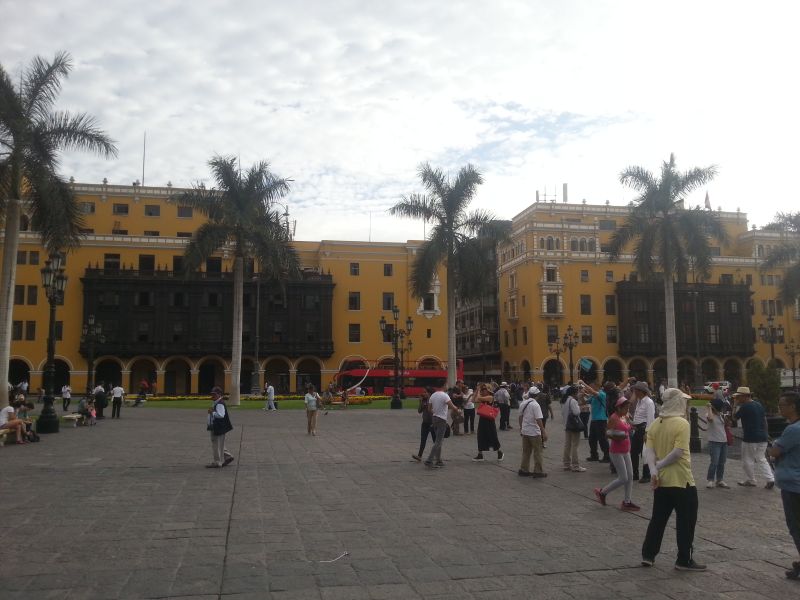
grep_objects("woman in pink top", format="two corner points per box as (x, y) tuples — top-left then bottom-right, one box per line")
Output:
(594, 397), (640, 511)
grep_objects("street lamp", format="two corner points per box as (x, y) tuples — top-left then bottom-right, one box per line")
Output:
(563, 324), (579, 384)
(785, 339), (799, 390)
(759, 314), (783, 366)
(81, 314), (104, 395)
(548, 334), (564, 386)
(250, 273), (262, 395)
(399, 338), (412, 399)
(379, 305), (413, 409)
(38, 252), (67, 433)
(688, 290), (702, 387)
(480, 327), (490, 380)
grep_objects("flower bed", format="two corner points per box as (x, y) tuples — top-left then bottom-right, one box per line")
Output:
(147, 394), (390, 403)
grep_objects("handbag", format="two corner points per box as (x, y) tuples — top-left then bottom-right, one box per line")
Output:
(444, 423), (452, 438)
(477, 403), (499, 420)
(566, 412), (584, 432)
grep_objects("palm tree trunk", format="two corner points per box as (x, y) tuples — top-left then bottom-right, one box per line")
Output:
(446, 261), (457, 388)
(0, 198), (22, 408)
(663, 275), (678, 387)
(229, 254), (243, 406)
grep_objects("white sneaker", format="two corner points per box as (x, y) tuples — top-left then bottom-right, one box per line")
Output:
(706, 481), (715, 489)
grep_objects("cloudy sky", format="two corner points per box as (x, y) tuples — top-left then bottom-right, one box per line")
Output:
(3, 0), (799, 242)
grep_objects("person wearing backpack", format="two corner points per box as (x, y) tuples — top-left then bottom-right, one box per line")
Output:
(206, 387), (234, 468)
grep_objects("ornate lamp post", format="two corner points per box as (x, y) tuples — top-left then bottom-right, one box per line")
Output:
(759, 314), (782, 366)
(81, 314), (104, 395)
(38, 252), (67, 433)
(563, 324), (579, 384)
(379, 305), (413, 409)
(250, 272), (262, 395)
(785, 339), (799, 390)
(399, 338), (412, 399)
(548, 334), (564, 386)
(480, 327), (490, 380)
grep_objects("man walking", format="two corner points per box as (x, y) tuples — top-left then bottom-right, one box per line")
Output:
(61, 384), (72, 412)
(733, 386), (775, 489)
(263, 380), (276, 411)
(495, 382), (511, 431)
(641, 387), (705, 571)
(583, 380), (610, 463)
(110, 383), (125, 419)
(768, 391), (800, 580)
(631, 381), (656, 483)
(518, 391), (547, 477)
(424, 385), (461, 468)
(207, 386), (235, 468)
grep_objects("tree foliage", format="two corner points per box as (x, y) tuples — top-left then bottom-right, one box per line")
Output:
(760, 211), (800, 302)
(746, 360), (781, 414)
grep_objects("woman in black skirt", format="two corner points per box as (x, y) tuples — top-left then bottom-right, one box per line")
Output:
(473, 383), (503, 462)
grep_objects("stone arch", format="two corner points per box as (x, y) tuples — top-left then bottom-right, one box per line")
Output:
(542, 358), (564, 386)
(771, 357), (786, 369)
(417, 356), (443, 370)
(377, 357), (396, 369)
(239, 355), (262, 395)
(602, 358), (624, 384)
(539, 237), (545, 249)
(163, 357), (192, 395)
(546, 236), (554, 250)
(628, 358), (648, 382)
(127, 357), (158, 393)
(36, 355), (76, 371)
(652, 358), (667, 387)
(577, 356), (599, 383)
(54, 359), (71, 390)
(678, 358), (698, 388)
(570, 238), (578, 251)
(555, 238), (561, 250)
(746, 357), (764, 370)
(579, 238), (587, 251)
(502, 361), (512, 382)
(196, 355), (229, 370)
(8, 358), (31, 388)
(521, 360), (531, 381)
(339, 355), (370, 371)
(701, 358), (721, 382)
(95, 358), (123, 389)
(723, 358), (743, 388)
(197, 357), (225, 394)
(295, 357), (321, 392)
(264, 357), (291, 394)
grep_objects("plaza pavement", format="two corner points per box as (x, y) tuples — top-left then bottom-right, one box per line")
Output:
(1, 404), (798, 600)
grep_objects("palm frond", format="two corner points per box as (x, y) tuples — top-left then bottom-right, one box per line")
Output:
(25, 167), (83, 251)
(761, 242), (800, 270)
(460, 208), (495, 236)
(22, 51), (72, 121)
(173, 186), (224, 221)
(182, 223), (231, 273)
(454, 236), (494, 302)
(390, 193), (439, 222)
(43, 111), (118, 158)
(409, 230), (447, 299)
(417, 162), (449, 204)
(778, 262), (800, 303)
(208, 155), (241, 199)
(619, 165), (657, 194)
(447, 164), (483, 215)
(674, 165), (718, 198)
(763, 212), (800, 233)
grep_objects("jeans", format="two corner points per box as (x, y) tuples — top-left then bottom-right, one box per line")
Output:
(111, 398), (122, 419)
(741, 441), (774, 484)
(631, 423), (650, 479)
(781, 489), (800, 555)
(265, 397), (276, 410)
(707, 441), (728, 482)
(603, 452), (633, 502)
(588, 420), (609, 458)
(520, 435), (544, 473)
(642, 485), (698, 564)
(306, 409), (318, 433)
(62, 397), (71, 411)
(463, 408), (475, 433)
(426, 417), (448, 464)
(210, 432), (233, 466)
(580, 412), (590, 438)
(418, 421), (436, 456)
(498, 404), (510, 430)
(562, 430), (581, 469)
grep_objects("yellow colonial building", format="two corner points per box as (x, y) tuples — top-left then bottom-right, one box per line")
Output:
(496, 198), (796, 388)
(5, 182), (448, 395)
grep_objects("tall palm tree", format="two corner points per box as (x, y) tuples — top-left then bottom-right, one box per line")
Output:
(391, 162), (506, 387)
(0, 52), (117, 407)
(175, 156), (298, 405)
(608, 153), (726, 387)
(760, 212), (800, 302)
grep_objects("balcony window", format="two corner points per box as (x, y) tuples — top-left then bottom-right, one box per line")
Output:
(348, 292), (361, 310)
(348, 323), (361, 343)
(606, 326), (617, 343)
(177, 206), (193, 218)
(112, 203), (129, 215)
(144, 204), (160, 217)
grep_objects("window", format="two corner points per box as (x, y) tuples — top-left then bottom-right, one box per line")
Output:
(103, 253), (121, 270)
(382, 323), (394, 343)
(136, 322), (151, 342)
(708, 324), (720, 344)
(349, 262), (359, 276)
(709, 246), (721, 256)
(383, 263), (393, 276)
(28, 251), (39, 265)
(55, 321), (63, 341)
(12, 321), (22, 340)
(206, 257), (222, 273)
(581, 325), (592, 343)
(509, 298), (517, 318)
(521, 295), (526, 307)
(570, 238), (578, 251)
(14, 285), (24, 305)
(16, 251), (26, 265)
(112, 203), (129, 215)
(731, 301), (739, 314)
(513, 329), (518, 346)
(605, 295), (616, 315)
(545, 267), (557, 282)
(177, 206), (193, 218)
(172, 256), (184, 273)
(134, 291), (154, 307)
(25, 320), (36, 340)
(580, 270), (589, 282)
(746, 274), (752, 286)
(720, 274), (733, 285)
(599, 219), (616, 230)
(79, 201), (95, 214)
(172, 322), (185, 342)
(707, 300), (716, 313)
(205, 292), (221, 307)
(348, 323), (361, 343)
(547, 325), (558, 344)
(348, 291), (361, 310)
(111, 228), (128, 235)
(26, 286), (37, 305)
(634, 298), (647, 312)
(522, 326), (528, 345)
(580, 294), (591, 315)
(546, 294), (559, 314)
(170, 292), (187, 307)
(761, 299), (769, 315)
(427, 328), (431, 339)
(509, 273), (517, 289)
(606, 326), (617, 343)
(303, 295), (320, 310)
(138, 255), (155, 272)
(144, 204), (160, 217)
(777, 300), (784, 316)
(423, 293), (435, 311)
(382, 292), (394, 311)
(177, 232), (192, 238)
(605, 270), (614, 282)
(144, 230), (160, 236)
(80, 228), (95, 234)
(504, 331), (509, 347)
(636, 324), (649, 343)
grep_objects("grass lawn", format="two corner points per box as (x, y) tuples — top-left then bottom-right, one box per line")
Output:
(143, 398), (420, 410)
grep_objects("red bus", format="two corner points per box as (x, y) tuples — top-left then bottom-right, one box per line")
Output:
(334, 359), (464, 397)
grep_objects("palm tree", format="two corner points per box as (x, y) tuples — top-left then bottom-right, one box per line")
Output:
(608, 153), (726, 387)
(760, 212), (800, 302)
(391, 163), (506, 387)
(0, 52), (117, 407)
(175, 156), (298, 405)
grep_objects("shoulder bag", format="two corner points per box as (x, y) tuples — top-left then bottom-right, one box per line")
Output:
(477, 402), (499, 420)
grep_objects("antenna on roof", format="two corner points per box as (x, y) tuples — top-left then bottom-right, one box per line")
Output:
(141, 131), (146, 186)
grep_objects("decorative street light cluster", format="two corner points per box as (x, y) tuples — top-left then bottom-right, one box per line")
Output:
(758, 314), (784, 365)
(81, 313), (105, 395)
(379, 305), (413, 410)
(38, 252), (68, 433)
(250, 272), (262, 395)
(548, 324), (579, 385)
(785, 339), (799, 391)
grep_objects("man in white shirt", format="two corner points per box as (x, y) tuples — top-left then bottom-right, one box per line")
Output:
(110, 384), (125, 419)
(631, 381), (656, 483)
(424, 386), (461, 468)
(518, 393), (547, 477)
(263, 381), (276, 411)
(61, 384), (72, 411)
(495, 382), (512, 430)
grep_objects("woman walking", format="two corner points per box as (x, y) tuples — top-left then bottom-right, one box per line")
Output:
(706, 398), (730, 488)
(594, 397), (639, 510)
(412, 388), (435, 461)
(305, 384), (320, 435)
(474, 383), (503, 462)
(562, 385), (586, 472)
(463, 382), (475, 434)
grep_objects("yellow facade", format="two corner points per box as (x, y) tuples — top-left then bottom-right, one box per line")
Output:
(4, 182), (448, 394)
(497, 201), (797, 387)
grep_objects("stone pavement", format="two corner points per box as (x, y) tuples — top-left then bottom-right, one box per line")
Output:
(1, 405), (797, 599)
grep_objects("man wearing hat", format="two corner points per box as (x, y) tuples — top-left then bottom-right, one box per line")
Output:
(733, 386), (775, 489)
(641, 387), (705, 571)
(631, 381), (656, 483)
(495, 382), (511, 431)
(207, 387), (235, 468)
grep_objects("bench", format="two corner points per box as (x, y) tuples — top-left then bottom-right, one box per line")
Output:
(0, 429), (9, 446)
(62, 414), (88, 427)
